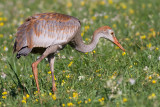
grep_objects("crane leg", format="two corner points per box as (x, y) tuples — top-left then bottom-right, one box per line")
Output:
(48, 55), (56, 93)
(31, 45), (60, 93)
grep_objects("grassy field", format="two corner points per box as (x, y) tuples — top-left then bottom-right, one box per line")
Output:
(0, 0), (160, 106)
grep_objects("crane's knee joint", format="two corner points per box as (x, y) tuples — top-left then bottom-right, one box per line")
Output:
(32, 62), (37, 68)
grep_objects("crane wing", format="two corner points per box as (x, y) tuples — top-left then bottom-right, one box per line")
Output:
(14, 13), (81, 52)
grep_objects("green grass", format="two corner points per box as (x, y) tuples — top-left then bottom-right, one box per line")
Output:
(0, 0), (160, 106)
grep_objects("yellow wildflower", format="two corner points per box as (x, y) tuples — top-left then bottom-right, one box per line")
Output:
(52, 94), (56, 100)
(129, 9), (134, 14)
(4, 65), (7, 69)
(81, 32), (84, 37)
(84, 25), (90, 32)
(54, 75), (57, 80)
(67, 2), (72, 8)
(136, 32), (140, 36)
(104, 15), (108, 19)
(93, 50), (96, 53)
(91, 16), (96, 21)
(9, 35), (12, 39)
(148, 93), (156, 99)
(148, 3), (152, 8)
(0, 34), (3, 38)
(88, 98), (91, 102)
(97, 74), (101, 77)
(0, 22), (4, 26)
(120, 3), (127, 9)
(0, 102), (1, 105)
(101, 97), (104, 101)
(98, 98), (102, 102)
(26, 94), (29, 98)
(48, 71), (51, 74)
(22, 100), (26, 103)
(49, 92), (52, 96)
(152, 31), (156, 37)
(66, 75), (70, 78)
(34, 91), (38, 95)
(129, 65), (132, 68)
(2, 96), (6, 99)
(123, 98), (127, 102)
(73, 92), (78, 99)
(30, 75), (33, 77)
(148, 76), (152, 80)
(81, 1), (85, 6)
(68, 61), (73, 67)
(23, 96), (26, 100)
(140, 35), (146, 39)
(122, 52), (126, 56)
(62, 104), (65, 107)
(85, 38), (89, 41)
(147, 43), (152, 48)
(20, 21), (23, 24)
(152, 80), (156, 84)
(2, 92), (7, 95)
(3, 46), (8, 51)
(108, 0), (113, 5)
(96, 70), (100, 72)
(78, 100), (82, 104)
(100, 1), (105, 5)
(112, 24), (117, 28)
(115, 46), (120, 49)
(35, 99), (38, 102)
(155, 47), (159, 51)
(125, 38), (130, 41)
(67, 102), (73, 106)
(85, 100), (88, 104)
(3, 17), (7, 21)
(0, 17), (3, 21)
(61, 80), (65, 86)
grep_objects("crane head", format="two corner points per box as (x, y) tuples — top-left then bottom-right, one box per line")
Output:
(95, 26), (125, 52)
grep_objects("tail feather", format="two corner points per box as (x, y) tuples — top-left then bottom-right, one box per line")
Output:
(16, 47), (32, 59)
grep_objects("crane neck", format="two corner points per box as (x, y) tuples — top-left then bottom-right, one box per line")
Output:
(75, 32), (103, 53)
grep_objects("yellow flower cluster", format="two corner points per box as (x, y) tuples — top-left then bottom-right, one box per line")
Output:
(98, 97), (105, 105)
(52, 94), (56, 100)
(68, 61), (73, 67)
(122, 52), (126, 56)
(120, 3), (127, 9)
(2, 91), (7, 99)
(73, 92), (78, 99)
(0, 12), (7, 27)
(22, 94), (29, 104)
(148, 93), (156, 99)
(67, 102), (73, 106)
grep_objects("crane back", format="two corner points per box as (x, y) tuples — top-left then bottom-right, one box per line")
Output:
(14, 13), (81, 53)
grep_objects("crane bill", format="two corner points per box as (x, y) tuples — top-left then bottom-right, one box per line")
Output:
(113, 37), (125, 52)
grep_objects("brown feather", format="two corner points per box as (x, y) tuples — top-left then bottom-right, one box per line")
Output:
(13, 12), (81, 53)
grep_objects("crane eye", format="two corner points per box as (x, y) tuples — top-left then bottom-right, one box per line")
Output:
(111, 32), (114, 35)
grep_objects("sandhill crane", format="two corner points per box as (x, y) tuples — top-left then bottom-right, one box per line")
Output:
(13, 13), (125, 93)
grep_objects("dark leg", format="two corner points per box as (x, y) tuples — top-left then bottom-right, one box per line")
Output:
(48, 55), (56, 93)
(31, 45), (60, 93)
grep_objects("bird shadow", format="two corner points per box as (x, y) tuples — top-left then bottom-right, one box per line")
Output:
(7, 61), (28, 97)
